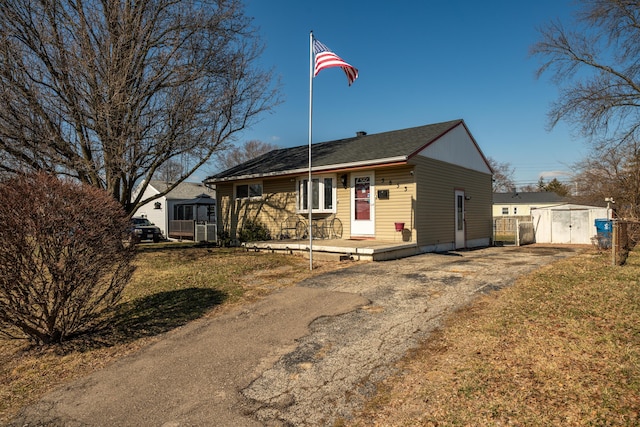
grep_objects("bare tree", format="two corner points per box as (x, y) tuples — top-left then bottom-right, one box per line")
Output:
(519, 183), (539, 192)
(153, 159), (184, 184)
(487, 157), (516, 192)
(572, 142), (640, 218)
(531, 0), (640, 146)
(532, 0), (640, 217)
(0, 0), (280, 214)
(214, 139), (280, 171)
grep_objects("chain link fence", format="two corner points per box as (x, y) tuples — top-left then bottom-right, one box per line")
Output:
(612, 220), (640, 266)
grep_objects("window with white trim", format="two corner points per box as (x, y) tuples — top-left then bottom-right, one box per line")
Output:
(235, 182), (263, 200)
(297, 175), (336, 213)
(501, 207), (508, 215)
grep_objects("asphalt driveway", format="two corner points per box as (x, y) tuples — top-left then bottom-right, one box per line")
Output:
(10, 245), (581, 426)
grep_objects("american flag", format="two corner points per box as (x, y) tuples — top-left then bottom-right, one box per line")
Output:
(313, 38), (358, 86)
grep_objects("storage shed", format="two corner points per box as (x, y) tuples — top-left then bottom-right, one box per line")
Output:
(531, 204), (609, 244)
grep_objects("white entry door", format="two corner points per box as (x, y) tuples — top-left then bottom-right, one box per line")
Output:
(455, 190), (465, 249)
(351, 173), (375, 236)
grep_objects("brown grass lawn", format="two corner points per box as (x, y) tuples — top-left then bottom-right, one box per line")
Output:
(351, 249), (640, 426)
(2, 245), (640, 426)
(0, 245), (346, 424)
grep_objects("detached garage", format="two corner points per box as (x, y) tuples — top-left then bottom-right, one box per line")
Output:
(531, 204), (609, 244)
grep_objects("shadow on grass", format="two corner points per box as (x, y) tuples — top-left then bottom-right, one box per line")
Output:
(63, 288), (227, 352)
(134, 242), (224, 253)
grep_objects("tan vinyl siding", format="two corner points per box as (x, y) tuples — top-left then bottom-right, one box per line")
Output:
(411, 156), (492, 247)
(216, 183), (234, 234)
(336, 183), (350, 238)
(373, 166), (416, 242)
(464, 172), (493, 242)
(217, 177), (297, 239)
(218, 159), (491, 247)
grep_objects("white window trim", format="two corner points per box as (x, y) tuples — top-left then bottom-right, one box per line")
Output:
(234, 181), (263, 200)
(296, 174), (337, 214)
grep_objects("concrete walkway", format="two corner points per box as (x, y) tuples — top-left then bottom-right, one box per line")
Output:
(10, 245), (581, 426)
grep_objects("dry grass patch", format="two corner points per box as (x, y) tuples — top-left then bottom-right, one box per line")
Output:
(0, 245), (348, 423)
(353, 249), (640, 426)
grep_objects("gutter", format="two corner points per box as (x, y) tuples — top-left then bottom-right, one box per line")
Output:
(205, 155), (408, 183)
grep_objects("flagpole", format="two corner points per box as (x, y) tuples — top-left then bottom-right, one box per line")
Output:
(308, 31), (314, 270)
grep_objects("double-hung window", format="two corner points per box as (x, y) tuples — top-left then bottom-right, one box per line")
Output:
(235, 182), (263, 200)
(297, 175), (335, 213)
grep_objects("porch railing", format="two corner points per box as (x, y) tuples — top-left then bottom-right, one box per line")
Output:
(169, 220), (195, 239)
(169, 220), (217, 242)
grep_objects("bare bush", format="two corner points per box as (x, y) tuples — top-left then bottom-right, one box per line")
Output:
(0, 173), (135, 344)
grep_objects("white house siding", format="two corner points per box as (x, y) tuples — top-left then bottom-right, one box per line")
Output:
(416, 124), (490, 175)
(132, 181), (215, 238)
(132, 186), (166, 234)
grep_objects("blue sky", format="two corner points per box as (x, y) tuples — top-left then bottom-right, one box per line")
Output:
(205, 0), (586, 189)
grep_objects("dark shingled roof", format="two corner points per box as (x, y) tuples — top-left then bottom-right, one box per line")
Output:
(493, 192), (568, 204)
(206, 119), (464, 182)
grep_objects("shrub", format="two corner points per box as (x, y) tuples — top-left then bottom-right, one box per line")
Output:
(217, 229), (234, 247)
(238, 219), (271, 242)
(0, 173), (136, 344)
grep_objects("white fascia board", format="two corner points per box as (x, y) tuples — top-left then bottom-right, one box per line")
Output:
(207, 156), (408, 183)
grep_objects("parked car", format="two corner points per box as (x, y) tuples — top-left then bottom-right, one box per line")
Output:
(130, 217), (162, 243)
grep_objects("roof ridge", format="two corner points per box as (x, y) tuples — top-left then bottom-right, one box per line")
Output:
(206, 119), (469, 182)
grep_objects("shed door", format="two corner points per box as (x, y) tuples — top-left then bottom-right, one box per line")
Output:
(551, 210), (571, 243)
(351, 173), (375, 236)
(551, 209), (590, 244)
(569, 210), (590, 243)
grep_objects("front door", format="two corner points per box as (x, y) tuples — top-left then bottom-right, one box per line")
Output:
(455, 190), (465, 249)
(351, 173), (375, 236)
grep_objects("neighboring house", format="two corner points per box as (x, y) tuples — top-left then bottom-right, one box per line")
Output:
(493, 192), (568, 217)
(204, 119), (493, 253)
(132, 180), (216, 239)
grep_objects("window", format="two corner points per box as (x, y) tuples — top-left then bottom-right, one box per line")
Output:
(174, 205), (194, 220)
(457, 195), (464, 231)
(235, 182), (263, 199)
(297, 175), (335, 213)
(513, 207), (518, 215)
(502, 207), (509, 215)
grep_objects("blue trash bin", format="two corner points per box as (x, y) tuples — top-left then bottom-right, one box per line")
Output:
(594, 218), (612, 248)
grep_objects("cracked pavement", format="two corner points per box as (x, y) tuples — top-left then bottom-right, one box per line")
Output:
(9, 246), (581, 426)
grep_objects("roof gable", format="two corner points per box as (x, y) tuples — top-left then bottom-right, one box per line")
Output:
(416, 122), (491, 174)
(206, 119), (490, 182)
